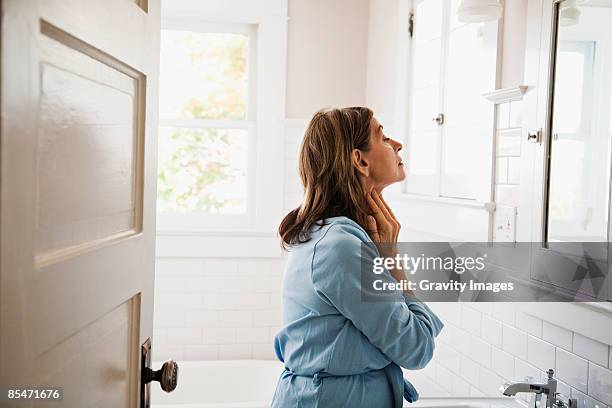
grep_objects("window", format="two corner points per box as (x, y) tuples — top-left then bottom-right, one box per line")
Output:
(405, 0), (499, 201)
(157, 24), (257, 231)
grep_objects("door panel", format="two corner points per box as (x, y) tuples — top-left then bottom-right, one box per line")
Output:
(1, 0), (160, 406)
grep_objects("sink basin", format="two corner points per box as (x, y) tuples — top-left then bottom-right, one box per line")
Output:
(408, 397), (525, 408)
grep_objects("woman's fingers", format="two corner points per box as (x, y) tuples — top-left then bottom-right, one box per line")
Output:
(372, 191), (399, 241)
(378, 192), (401, 241)
(365, 216), (380, 242)
(366, 192), (389, 234)
(372, 191), (393, 223)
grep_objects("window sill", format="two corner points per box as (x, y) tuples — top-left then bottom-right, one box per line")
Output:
(389, 193), (495, 213)
(155, 229), (282, 258)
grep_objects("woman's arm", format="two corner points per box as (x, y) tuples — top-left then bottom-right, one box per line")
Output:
(310, 222), (443, 370)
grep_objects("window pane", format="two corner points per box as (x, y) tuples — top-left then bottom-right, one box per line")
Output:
(157, 127), (248, 214)
(160, 30), (248, 120)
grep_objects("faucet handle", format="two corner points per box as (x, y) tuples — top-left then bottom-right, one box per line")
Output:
(553, 393), (577, 408)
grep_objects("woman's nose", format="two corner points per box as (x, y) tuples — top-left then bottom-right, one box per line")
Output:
(392, 139), (402, 152)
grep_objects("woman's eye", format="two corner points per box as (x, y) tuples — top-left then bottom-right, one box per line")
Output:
(383, 137), (390, 142)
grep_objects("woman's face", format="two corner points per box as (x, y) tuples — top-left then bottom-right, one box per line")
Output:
(354, 117), (405, 190)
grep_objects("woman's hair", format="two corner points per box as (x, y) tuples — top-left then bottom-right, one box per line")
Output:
(279, 106), (374, 249)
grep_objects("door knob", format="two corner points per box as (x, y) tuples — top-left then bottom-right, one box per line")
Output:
(432, 113), (445, 126)
(144, 360), (178, 392)
(141, 338), (178, 408)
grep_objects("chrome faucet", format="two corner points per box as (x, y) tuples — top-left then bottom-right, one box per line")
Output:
(499, 369), (577, 408)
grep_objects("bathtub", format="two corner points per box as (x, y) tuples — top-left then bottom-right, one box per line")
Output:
(151, 360), (284, 408)
(151, 360), (524, 408)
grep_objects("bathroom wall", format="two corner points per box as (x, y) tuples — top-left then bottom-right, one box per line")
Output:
(285, 0), (369, 118)
(153, 0), (369, 362)
(414, 1), (612, 405)
(154, 1), (612, 406)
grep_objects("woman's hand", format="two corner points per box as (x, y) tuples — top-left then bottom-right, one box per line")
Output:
(366, 190), (408, 288)
(365, 190), (401, 257)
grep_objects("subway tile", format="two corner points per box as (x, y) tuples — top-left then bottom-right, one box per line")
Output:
(182, 345), (219, 360)
(543, 322), (573, 351)
(461, 305), (482, 336)
(479, 367), (505, 397)
(571, 388), (609, 408)
(556, 348), (588, 393)
(218, 344), (252, 360)
(472, 337), (493, 368)
(515, 359), (543, 383)
(482, 315), (503, 348)
(496, 157), (508, 184)
(588, 363), (612, 406)
(201, 293), (270, 310)
(470, 387), (487, 397)
(507, 157), (521, 185)
(436, 365), (453, 393)
(183, 310), (220, 327)
(502, 324), (528, 359)
(204, 328), (237, 344)
(201, 259), (239, 275)
(252, 309), (282, 326)
(434, 342), (461, 374)
(430, 302), (461, 324)
(153, 309), (187, 328)
(218, 310), (254, 328)
(492, 347), (514, 380)
(573, 333), (609, 367)
(492, 302), (517, 326)
(155, 345), (185, 361)
(451, 375), (470, 396)
(237, 259), (285, 276)
(516, 312), (543, 337)
(153, 328), (168, 346)
(253, 343), (276, 360)
(155, 258), (205, 276)
(461, 355), (480, 385)
(155, 293), (202, 310)
(166, 327), (203, 345)
(236, 328), (270, 344)
(470, 303), (494, 316)
(527, 336), (556, 371)
(554, 379), (571, 399)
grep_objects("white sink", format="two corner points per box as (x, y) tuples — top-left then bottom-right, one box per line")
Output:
(408, 397), (526, 408)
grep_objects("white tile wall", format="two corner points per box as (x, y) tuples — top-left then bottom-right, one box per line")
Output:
(446, 98), (612, 406)
(573, 334), (609, 368)
(153, 113), (612, 407)
(543, 321), (573, 351)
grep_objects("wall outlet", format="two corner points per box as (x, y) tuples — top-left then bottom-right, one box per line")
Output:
(494, 205), (517, 242)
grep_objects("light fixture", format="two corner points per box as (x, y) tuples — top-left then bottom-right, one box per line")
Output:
(559, 0), (581, 26)
(457, 0), (503, 23)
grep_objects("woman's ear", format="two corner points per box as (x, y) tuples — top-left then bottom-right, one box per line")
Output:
(351, 149), (369, 177)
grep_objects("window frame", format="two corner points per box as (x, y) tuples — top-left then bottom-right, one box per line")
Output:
(403, 0), (500, 203)
(155, 2), (287, 247)
(157, 20), (258, 231)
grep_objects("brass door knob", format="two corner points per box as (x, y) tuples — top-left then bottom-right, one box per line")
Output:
(144, 360), (178, 393)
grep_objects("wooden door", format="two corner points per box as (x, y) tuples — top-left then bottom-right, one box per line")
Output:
(1, 0), (161, 406)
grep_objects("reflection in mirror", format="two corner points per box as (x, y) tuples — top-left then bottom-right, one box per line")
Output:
(546, 0), (612, 243)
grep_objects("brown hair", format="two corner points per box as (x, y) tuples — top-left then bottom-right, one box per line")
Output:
(278, 107), (374, 249)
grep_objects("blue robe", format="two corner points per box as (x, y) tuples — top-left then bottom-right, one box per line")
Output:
(271, 216), (444, 407)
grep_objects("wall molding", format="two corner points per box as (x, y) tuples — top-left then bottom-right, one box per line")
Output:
(483, 85), (529, 104)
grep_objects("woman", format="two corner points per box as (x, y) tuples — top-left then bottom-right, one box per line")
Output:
(271, 107), (443, 407)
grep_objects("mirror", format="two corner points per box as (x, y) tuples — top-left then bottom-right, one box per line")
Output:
(545, 0), (612, 244)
